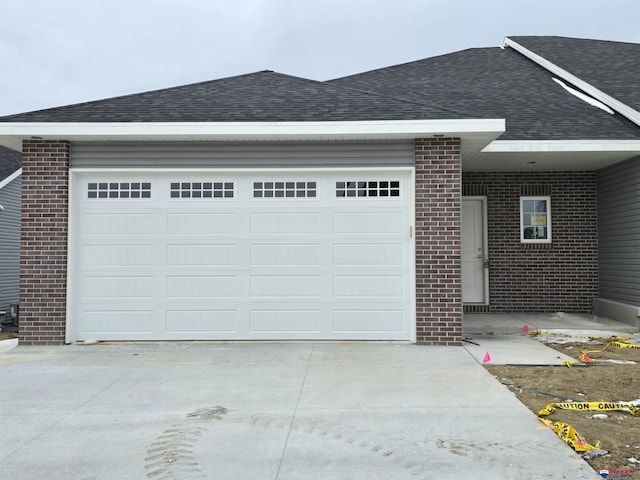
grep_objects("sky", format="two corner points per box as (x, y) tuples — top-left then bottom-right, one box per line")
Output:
(1, 0), (639, 116)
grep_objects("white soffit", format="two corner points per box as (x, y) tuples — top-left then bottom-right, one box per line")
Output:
(503, 37), (640, 128)
(470, 139), (640, 171)
(464, 150), (640, 172)
(0, 119), (505, 151)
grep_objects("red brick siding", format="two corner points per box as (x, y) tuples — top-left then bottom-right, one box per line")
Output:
(19, 140), (70, 345)
(415, 139), (462, 345)
(462, 172), (598, 312)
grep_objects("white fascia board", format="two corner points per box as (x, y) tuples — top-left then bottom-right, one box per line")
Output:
(503, 37), (640, 127)
(484, 139), (640, 153)
(0, 167), (22, 190)
(0, 119), (505, 143)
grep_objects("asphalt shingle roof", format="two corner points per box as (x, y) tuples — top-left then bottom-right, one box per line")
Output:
(0, 146), (20, 181)
(1, 38), (639, 142)
(330, 46), (640, 141)
(0, 71), (468, 123)
(510, 36), (640, 113)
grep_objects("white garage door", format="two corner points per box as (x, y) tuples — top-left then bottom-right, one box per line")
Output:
(70, 170), (414, 341)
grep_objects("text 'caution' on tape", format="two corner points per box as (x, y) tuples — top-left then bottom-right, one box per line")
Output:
(538, 401), (640, 452)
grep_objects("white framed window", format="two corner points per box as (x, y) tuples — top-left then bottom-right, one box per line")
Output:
(520, 196), (551, 243)
(87, 181), (152, 199)
(170, 181), (234, 199)
(253, 181), (317, 198)
(336, 180), (400, 198)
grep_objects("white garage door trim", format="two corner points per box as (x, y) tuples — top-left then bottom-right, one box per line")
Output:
(67, 167), (416, 343)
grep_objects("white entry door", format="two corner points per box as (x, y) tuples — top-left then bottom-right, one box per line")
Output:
(69, 170), (414, 341)
(461, 198), (487, 303)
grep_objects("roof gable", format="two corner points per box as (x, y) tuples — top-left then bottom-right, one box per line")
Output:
(0, 71), (465, 123)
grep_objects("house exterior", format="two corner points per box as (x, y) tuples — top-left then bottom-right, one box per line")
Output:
(0, 146), (21, 316)
(0, 35), (638, 345)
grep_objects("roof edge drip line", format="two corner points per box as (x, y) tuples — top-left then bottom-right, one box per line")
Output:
(503, 37), (640, 128)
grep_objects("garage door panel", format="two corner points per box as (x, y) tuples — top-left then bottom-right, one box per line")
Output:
(73, 170), (413, 341)
(250, 244), (320, 267)
(166, 275), (238, 298)
(250, 275), (320, 298)
(84, 212), (154, 235)
(333, 310), (406, 333)
(81, 310), (154, 334)
(250, 212), (320, 234)
(165, 310), (237, 333)
(82, 276), (154, 299)
(333, 244), (404, 266)
(333, 212), (404, 234)
(333, 275), (405, 298)
(167, 244), (237, 266)
(84, 244), (155, 267)
(249, 310), (320, 333)
(167, 212), (237, 235)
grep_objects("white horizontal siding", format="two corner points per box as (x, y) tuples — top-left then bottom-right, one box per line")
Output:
(71, 141), (415, 168)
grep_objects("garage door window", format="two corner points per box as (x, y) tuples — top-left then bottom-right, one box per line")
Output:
(253, 181), (317, 198)
(87, 182), (152, 199)
(170, 182), (234, 199)
(336, 180), (400, 197)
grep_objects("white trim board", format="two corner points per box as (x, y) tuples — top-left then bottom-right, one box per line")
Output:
(0, 168), (21, 190)
(0, 119), (506, 151)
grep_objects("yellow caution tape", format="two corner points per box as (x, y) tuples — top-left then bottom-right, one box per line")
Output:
(577, 341), (640, 363)
(528, 331), (640, 365)
(529, 330), (632, 340)
(538, 402), (639, 452)
(539, 402), (640, 417)
(538, 417), (601, 452)
(609, 341), (640, 349)
(529, 330), (633, 341)
(527, 332), (640, 450)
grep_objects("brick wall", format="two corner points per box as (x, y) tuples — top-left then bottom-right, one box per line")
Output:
(19, 140), (70, 345)
(415, 138), (462, 345)
(463, 172), (598, 312)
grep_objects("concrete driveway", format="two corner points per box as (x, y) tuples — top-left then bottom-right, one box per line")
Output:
(0, 341), (598, 479)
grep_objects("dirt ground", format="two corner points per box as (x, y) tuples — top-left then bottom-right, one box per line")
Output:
(0, 332), (17, 341)
(488, 336), (640, 479)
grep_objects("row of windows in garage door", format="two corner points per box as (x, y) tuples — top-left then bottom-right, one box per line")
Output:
(86, 180), (402, 199)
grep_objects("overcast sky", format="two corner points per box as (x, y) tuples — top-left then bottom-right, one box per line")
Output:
(1, 0), (639, 116)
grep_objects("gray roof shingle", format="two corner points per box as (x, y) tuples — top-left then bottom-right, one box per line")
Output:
(0, 71), (469, 123)
(509, 36), (640, 113)
(0, 146), (21, 181)
(330, 46), (640, 141)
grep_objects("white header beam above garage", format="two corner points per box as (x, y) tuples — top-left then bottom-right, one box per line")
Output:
(0, 119), (505, 151)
